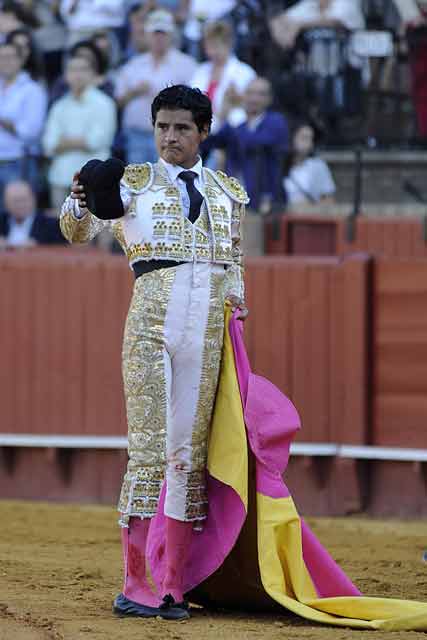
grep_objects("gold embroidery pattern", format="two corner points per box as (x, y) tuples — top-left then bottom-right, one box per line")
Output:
(185, 272), (226, 520)
(118, 268), (176, 522)
(184, 470), (208, 521)
(228, 202), (246, 301)
(123, 163), (153, 192)
(211, 170), (249, 204)
(165, 186), (180, 198)
(60, 210), (104, 244)
(112, 220), (127, 251)
(152, 202), (166, 216)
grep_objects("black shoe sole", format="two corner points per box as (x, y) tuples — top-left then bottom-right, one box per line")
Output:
(113, 607), (160, 618)
(158, 607), (190, 621)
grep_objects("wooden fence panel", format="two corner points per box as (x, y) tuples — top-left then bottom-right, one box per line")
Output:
(373, 259), (427, 447)
(0, 250), (132, 437)
(244, 255), (370, 444)
(264, 214), (427, 259)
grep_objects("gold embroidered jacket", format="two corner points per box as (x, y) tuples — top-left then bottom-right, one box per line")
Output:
(60, 161), (249, 300)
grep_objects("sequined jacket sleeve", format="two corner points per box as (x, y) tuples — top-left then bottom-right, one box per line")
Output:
(225, 201), (246, 302)
(59, 195), (106, 244)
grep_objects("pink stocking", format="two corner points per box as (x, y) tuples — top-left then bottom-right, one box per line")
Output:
(121, 517), (159, 607)
(162, 516), (193, 603)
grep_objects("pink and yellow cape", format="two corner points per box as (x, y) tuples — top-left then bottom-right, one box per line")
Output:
(122, 309), (427, 631)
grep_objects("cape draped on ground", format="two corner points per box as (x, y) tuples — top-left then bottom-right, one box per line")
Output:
(122, 308), (427, 631)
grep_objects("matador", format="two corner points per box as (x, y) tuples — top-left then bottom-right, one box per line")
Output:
(60, 85), (248, 620)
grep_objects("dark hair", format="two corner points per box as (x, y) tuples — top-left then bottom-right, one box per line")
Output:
(151, 85), (212, 133)
(6, 28), (44, 80)
(282, 121), (318, 177)
(69, 39), (107, 75)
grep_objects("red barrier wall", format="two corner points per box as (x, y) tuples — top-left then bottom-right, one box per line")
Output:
(244, 255), (370, 446)
(0, 249), (131, 438)
(0, 249), (370, 447)
(373, 259), (427, 447)
(264, 214), (427, 258)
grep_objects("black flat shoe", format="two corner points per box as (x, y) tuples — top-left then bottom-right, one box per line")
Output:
(158, 593), (190, 621)
(112, 593), (161, 618)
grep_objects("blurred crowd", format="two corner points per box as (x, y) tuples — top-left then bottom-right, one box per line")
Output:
(0, 0), (427, 249)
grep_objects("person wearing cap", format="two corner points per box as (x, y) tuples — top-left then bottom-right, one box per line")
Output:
(59, 84), (248, 621)
(115, 9), (197, 165)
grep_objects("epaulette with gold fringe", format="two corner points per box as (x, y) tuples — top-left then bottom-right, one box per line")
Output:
(122, 162), (154, 193)
(207, 169), (250, 204)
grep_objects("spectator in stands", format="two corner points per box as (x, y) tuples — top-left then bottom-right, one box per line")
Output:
(191, 20), (256, 132)
(43, 55), (117, 211)
(124, 2), (187, 62)
(182, 0), (237, 59)
(0, 180), (65, 247)
(115, 9), (197, 164)
(0, 41), (47, 207)
(269, 0), (365, 50)
(202, 76), (289, 210)
(6, 28), (44, 80)
(282, 122), (336, 206)
(50, 39), (115, 104)
(393, 0), (427, 139)
(59, 0), (126, 47)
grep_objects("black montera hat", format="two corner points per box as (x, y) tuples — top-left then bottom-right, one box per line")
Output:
(78, 158), (125, 220)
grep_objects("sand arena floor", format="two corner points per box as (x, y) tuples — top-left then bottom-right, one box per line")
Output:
(0, 501), (427, 640)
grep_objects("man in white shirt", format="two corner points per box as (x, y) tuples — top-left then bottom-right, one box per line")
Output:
(43, 55), (117, 212)
(0, 42), (47, 209)
(115, 9), (197, 164)
(60, 84), (248, 621)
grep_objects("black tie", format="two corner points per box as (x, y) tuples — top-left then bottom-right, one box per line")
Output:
(178, 170), (203, 223)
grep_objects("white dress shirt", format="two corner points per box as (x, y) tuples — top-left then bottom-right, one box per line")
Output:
(43, 86), (117, 188)
(159, 156), (205, 218)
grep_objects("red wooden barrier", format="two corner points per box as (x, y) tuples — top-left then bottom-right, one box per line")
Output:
(373, 259), (427, 448)
(264, 214), (427, 258)
(244, 255), (370, 446)
(0, 249), (370, 447)
(0, 249), (132, 438)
